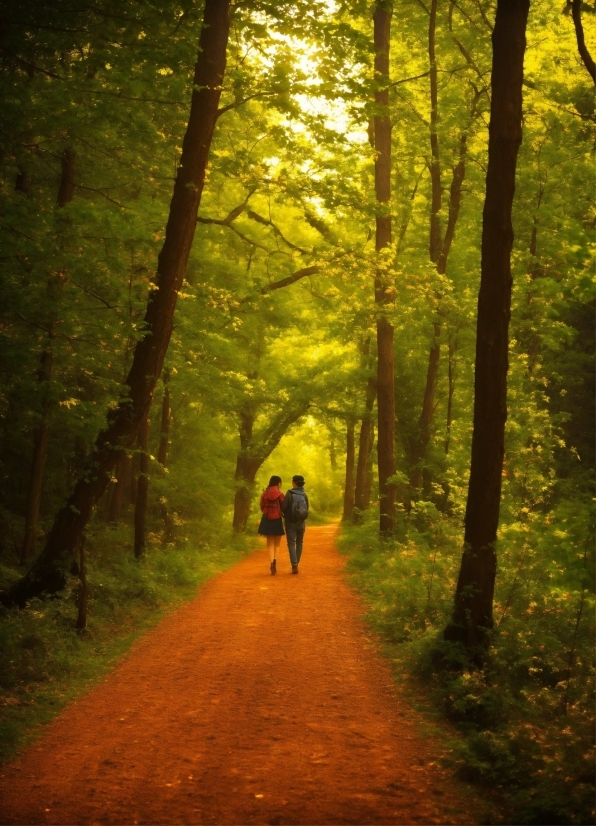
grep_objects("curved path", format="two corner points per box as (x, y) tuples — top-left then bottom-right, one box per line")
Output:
(0, 525), (481, 825)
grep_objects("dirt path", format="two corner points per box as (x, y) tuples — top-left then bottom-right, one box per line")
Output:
(0, 526), (482, 825)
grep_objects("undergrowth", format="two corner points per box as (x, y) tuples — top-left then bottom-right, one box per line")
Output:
(0, 516), (253, 764)
(338, 501), (595, 826)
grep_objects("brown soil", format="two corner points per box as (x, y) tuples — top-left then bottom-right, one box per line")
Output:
(0, 525), (484, 825)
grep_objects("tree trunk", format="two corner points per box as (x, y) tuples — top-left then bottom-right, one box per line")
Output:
(444, 0), (530, 651)
(75, 535), (87, 632)
(354, 375), (376, 516)
(232, 455), (261, 533)
(108, 452), (132, 523)
(410, 14), (478, 491)
(21, 351), (52, 563)
(7, 0), (232, 606)
(342, 420), (356, 521)
(410, 323), (440, 490)
(373, 0), (397, 533)
(21, 146), (76, 563)
(134, 416), (150, 558)
(156, 368), (174, 541)
(428, 0), (442, 266)
(363, 424), (375, 509)
(157, 367), (171, 467)
(57, 147), (76, 208)
(444, 332), (458, 455)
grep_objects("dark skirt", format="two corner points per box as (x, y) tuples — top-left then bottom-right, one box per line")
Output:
(258, 516), (285, 536)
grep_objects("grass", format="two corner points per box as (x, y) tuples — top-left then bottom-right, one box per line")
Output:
(0, 516), (255, 764)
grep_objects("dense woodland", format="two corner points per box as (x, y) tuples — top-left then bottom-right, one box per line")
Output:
(0, 0), (594, 822)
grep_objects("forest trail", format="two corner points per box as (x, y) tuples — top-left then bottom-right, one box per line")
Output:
(0, 525), (483, 825)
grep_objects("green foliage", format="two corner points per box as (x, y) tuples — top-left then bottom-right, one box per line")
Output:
(338, 498), (595, 825)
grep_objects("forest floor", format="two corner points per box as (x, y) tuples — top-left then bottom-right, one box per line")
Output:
(0, 525), (489, 825)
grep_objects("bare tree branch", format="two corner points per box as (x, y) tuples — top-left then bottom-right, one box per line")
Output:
(247, 209), (308, 253)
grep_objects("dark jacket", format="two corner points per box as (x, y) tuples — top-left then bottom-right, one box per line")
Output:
(281, 486), (309, 527)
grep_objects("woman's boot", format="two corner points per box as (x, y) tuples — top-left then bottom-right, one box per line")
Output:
(270, 559), (277, 575)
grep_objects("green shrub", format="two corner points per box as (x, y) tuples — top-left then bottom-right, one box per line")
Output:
(337, 497), (595, 826)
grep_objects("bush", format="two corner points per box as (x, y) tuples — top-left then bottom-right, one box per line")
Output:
(337, 497), (595, 825)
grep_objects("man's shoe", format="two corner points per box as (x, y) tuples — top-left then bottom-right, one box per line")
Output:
(271, 559), (277, 575)
(291, 564), (298, 574)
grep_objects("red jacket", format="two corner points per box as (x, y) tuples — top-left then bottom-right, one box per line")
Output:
(260, 487), (284, 520)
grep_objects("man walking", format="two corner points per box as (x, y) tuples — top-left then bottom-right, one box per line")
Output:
(282, 475), (309, 574)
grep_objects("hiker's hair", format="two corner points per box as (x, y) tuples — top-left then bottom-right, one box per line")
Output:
(268, 475), (282, 487)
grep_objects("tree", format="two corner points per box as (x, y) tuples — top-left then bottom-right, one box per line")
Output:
(7, 0), (233, 605)
(373, 0), (397, 533)
(408, 0), (483, 492)
(444, 0), (531, 651)
(341, 418), (356, 521)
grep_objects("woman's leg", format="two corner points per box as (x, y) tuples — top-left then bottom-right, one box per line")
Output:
(266, 535), (276, 562)
(273, 535), (283, 557)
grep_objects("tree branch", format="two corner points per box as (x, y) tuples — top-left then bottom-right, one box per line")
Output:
(247, 209), (308, 253)
(570, 0), (596, 82)
(259, 265), (320, 294)
(67, 277), (118, 309)
(216, 91), (274, 119)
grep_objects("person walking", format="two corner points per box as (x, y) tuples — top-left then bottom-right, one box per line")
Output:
(282, 475), (309, 574)
(258, 475), (285, 575)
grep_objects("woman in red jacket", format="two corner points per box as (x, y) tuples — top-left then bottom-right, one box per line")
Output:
(258, 475), (285, 575)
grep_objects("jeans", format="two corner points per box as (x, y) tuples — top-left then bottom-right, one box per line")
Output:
(285, 523), (305, 565)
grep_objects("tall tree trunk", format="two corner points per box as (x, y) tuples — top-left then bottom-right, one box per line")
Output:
(21, 350), (52, 563)
(21, 147), (76, 563)
(134, 416), (150, 558)
(329, 433), (338, 471)
(410, 12), (479, 490)
(363, 424), (375, 509)
(373, 0), (397, 533)
(342, 420), (356, 521)
(444, 0), (530, 650)
(444, 332), (458, 455)
(8, 0), (232, 606)
(354, 375), (376, 516)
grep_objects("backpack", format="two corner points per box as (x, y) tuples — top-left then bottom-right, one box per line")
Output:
(264, 494), (282, 520)
(289, 489), (308, 523)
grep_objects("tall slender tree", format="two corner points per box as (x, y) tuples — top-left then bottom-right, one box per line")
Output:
(409, 0), (482, 492)
(21, 147), (77, 563)
(8, 0), (233, 605)
(444, 0), (531, 650)
(373, 0), (397, 533)
(342, 419), (356, 521)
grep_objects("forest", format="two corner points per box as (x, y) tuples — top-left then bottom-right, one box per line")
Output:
(0, 0), (594, 823)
